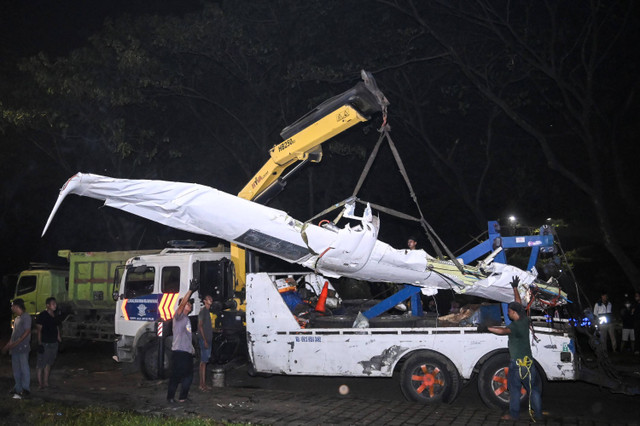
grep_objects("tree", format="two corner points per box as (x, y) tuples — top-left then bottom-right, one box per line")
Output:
(1, 2), (394, 249)
(380, 0), (640, 290)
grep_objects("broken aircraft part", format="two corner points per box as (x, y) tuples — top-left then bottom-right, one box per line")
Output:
(43, 172), (567, 307)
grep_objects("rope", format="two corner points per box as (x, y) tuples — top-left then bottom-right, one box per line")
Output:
(552, 229), (586, 312)
(304, 197), (356, 227)
(516, 355), (536, 422)
(524, 300), (540, 343)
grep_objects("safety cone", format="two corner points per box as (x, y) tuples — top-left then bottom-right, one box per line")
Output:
(315, 281), (329, 313)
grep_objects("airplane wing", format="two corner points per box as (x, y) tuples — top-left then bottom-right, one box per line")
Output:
(43, 173), (567, 306)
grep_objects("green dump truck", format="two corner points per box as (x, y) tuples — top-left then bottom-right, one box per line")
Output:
(14, 249), (159, 341)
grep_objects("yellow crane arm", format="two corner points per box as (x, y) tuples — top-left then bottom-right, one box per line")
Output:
(238, 103), (371, 201)
(233, 70), (389, 293)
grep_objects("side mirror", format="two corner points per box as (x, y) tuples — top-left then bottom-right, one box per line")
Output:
(113, 265), (125, 301)
(192, 260), (201, 282)
(190, 261), (201, 292)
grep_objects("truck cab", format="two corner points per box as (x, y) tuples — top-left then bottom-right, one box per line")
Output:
(113, 244), (232, 378)
(13, 266), (68, 316)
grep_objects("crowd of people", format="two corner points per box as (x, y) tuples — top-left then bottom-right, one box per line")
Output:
(2, 296), (61, 399)
(593, 291), (640, 354)
(1, 289), (218, 404)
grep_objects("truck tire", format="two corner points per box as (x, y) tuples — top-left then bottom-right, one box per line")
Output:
(141, 338), (172, 380)
(477, 353), (529, 410)
(141, 335), (201, 380)
(400, 351), (461, 404)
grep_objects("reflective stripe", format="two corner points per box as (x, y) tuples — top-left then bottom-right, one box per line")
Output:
(159, 293), (178, 321)
(121, 299), (129, 321)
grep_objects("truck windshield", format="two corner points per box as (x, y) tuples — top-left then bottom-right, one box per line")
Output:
(124, 267), (155, 299)
(16, 275), (36, 296)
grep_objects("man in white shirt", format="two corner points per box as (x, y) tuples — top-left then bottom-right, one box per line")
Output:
(593, 292), (616, 352)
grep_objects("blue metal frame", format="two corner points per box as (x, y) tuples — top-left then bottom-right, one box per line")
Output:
(458, 221), (553, 271)
(361, 220), (554, 320)
(362, 285), (423, 319)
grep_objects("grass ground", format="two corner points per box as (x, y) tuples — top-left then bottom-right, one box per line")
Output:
(0, 398), (244, 425)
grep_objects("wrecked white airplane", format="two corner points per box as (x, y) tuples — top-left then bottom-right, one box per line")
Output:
(43, 172), (567, 307)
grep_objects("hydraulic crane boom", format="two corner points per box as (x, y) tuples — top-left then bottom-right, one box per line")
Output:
(232, 70), (389, 293)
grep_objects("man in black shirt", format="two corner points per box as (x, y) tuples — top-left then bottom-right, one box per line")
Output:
(621, 299), (635, 353)
(36, 297), (61, 389)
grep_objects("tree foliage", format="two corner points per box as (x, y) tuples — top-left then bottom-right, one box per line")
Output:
(1, 0), (638, 290)
(378, 0), (640, 290)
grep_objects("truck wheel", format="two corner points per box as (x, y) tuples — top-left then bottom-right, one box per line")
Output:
(400, 351), (461, 404)
(141, 338), (172, 380)
(477, 353), (527, 410)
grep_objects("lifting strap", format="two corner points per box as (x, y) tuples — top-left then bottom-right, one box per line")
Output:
(381, 126), (466, 272)
(304, 121), (466, 275)
(384, 128), (445, 259)
(350, 124), (465, 272)
(346, 125), (443, 259)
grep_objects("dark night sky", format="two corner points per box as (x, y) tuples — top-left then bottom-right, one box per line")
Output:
(0, 1), (208, 273)
(1, 0), (202, 57)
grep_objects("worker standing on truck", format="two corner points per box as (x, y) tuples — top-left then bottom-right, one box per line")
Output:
(406, 236), (418, 251)
(2, 298), (31, 399)
(167, 284), (196, 403)
(480, 277), (543, 421)
(198, 294), (214, 392)
(36, 297), (61, 389)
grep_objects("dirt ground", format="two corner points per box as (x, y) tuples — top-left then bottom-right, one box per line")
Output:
(0, 339), (409, 425)
(0, 338), (344, 424)
(0, 340), (236, 421)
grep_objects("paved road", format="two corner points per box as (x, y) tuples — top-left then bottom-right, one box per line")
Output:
(222, 357), (640, 423)
(1, 341), (639, 425)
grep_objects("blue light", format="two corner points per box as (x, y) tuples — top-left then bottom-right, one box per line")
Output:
(567, 317), (591, 328)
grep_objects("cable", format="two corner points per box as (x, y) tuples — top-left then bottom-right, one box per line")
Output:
(551, 228), (586, 313)
(428, 267), (466, 290)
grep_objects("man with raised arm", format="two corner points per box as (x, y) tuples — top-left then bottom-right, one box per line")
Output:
(167, 282), (197, 403)
(479, 276), (543, 421)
